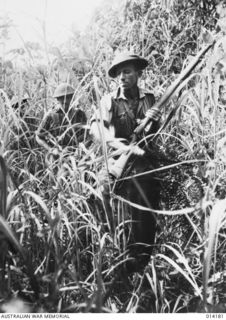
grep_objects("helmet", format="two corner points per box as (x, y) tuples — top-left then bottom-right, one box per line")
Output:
(108, 53), (148, 78)
(53, 83), (75, 99)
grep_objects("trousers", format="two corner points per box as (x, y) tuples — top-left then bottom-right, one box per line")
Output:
(99, 154), (160, 261)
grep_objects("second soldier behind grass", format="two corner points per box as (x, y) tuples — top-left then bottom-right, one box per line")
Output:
(36, 83), (87, 156)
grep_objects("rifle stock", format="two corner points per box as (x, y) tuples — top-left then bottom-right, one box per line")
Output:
(109, 40), (215, 179)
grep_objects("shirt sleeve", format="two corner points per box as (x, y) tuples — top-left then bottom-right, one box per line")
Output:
(37, 111), (55, 138)
(145, 93), (155, 111)
(38, 113), (50, 135)
(90, 94), (112, 127)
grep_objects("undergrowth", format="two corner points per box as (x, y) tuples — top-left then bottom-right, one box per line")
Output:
(0, 0), (226, 313)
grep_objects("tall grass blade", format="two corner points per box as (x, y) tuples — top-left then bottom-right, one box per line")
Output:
(24, 191), (52, 224)
(0, 215), (24, 257)
(157, 253), (202, 297)
(203, 199), (226, 308)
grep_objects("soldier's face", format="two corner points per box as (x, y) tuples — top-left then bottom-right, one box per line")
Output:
(57, 94), (73, 111)
(116, 63), (139, 90)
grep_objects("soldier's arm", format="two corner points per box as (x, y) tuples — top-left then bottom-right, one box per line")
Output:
(35, 112), (60, 152)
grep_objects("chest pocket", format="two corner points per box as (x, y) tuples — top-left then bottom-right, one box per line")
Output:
(112, 101), (137, 140)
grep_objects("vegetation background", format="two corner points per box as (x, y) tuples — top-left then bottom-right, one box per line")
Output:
(0, 0), (226, 313)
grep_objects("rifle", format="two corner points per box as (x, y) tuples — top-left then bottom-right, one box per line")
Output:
(109, 40), (215, 179)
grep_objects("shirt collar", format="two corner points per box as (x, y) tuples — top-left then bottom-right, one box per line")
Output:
(112, 87), (150, 100)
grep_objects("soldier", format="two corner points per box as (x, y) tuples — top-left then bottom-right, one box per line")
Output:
(36, 83), (87, 155)
(91, 53), (162, 273)
(7, 94), (41, 180)
(10, 95), (38, 136)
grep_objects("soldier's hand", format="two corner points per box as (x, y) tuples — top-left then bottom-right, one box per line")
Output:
(145, 107), (161, 121)
(130, 145), (145, 156)
(50, 147), (62, 156)
(116, 143), (144, 156)
(51, 148), (59, 156)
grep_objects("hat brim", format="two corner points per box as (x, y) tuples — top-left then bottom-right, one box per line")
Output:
(108, 58), (148, 78)
(53, 83), (75, 98)
(53, 92), (74, 99)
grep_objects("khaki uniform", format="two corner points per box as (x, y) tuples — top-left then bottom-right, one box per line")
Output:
(95, 87), (158, 139)
(93, 87), (160, 269)
(38, 107), (87, 149)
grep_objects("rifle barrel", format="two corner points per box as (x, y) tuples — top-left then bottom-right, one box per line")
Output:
(134, 40), (215, 135)
(109, 40), (215, 178)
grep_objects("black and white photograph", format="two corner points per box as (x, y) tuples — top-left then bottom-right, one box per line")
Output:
(0, 0), (226, 315)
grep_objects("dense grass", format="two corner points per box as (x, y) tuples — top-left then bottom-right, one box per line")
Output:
(0, 0), (226, 313)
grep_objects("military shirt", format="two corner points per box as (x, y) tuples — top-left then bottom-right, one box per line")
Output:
(39, 107), (87, 148)
(93, 87), (157, 141)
